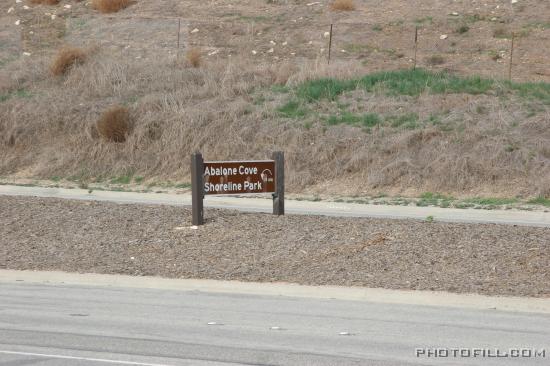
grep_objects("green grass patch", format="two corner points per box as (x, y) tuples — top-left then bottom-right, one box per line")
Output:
(524, 21), (550, 30)
(417, 192), (455, 207)
(343, 43), (373, 54)
(414, 16), (433, 25)
(295, 69), (496, 102)
(277, 100), (307, 118)
(297, 78), (356, 101)
(387, 113), (419, 129)
(110, 174), (133, 185)
(427, 113), (442, 125)
(507, 81), (550, 105)
(463, 197), (518, 206)
(0, 88), (32, 103)
(527, 197), (550, 207)
(279, 69), (550, 121)
(327, 112), (382, 127)
(363, 113), (382, 127)
(463, 14), (486, 23)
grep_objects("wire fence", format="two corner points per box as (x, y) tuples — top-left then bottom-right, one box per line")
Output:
(45, 16), (550, 82)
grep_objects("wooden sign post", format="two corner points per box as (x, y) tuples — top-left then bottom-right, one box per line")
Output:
(191, 152), (284, 225)
(190, 152), (204, 226)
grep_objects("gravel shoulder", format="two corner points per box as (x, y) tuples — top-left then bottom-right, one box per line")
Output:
(1, 195), (549, 297)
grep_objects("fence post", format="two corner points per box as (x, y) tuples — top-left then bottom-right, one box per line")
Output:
(176, 18), (181, 60)
(191, 152), (204, 225)
(328, 24), (333, 65)
(272, 151), (284, 215)
(508, 32), (515, 81)
(413, 26), (418, 69)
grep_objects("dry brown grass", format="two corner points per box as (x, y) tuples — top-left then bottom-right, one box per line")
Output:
(91, 0), (132, 14)
(1, 48), (549, 198)
(186, 48), (202, 68)
(331, 0), (355, 11)
(96, 106), (131, 143)
(50, 47), (86, 76)
(29, 0), (60, 5)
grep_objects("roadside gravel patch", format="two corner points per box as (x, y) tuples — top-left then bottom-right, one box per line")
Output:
(1, 196), (549, 297)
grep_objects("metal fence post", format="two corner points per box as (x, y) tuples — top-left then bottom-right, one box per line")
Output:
(328, 24), (333, 65)
(508, 32), (515, 81)
(413, 26), (418, 69)
(176, 18), (181, 60)
(191, 152), (204, 225)
(272, 151), (284, 216)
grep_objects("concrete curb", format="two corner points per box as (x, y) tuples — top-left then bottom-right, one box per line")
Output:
(1, 270), (550, 314)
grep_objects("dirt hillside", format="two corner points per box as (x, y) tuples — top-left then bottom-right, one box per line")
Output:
(1, 0), (549, 198)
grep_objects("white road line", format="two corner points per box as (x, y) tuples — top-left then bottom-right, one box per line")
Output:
(0, 350), (173, 366)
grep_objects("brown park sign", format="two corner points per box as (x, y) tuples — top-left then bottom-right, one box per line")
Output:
(191, 152), (284, 225)
(203, 160), (275, 195)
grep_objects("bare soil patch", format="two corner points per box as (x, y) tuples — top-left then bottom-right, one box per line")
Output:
(1, 195), (549, 297)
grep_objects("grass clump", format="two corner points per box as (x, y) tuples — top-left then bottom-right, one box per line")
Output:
(493, 26), (511, 39)
(463, 197), (518, 206)
(110, 174), (132, 185)
(362, 113), (382, 127)
(417, 192), (455, 207)
(527, 197), (550, 207)
(331, 0), (355, 11)
(387, 113), (419, 129)
(456, 25), (470, 34)
(426, 55), (446, 66)
(327, 112), (381, 127)
(186, 48), (201, 68)
(50, 47), (86, 76)
(277, 100), (307, 118)
(415, 16), (433, 25)
(96, 106), (131, 143)
(91, 0), (132, 13)
(0, 88), (32, 103)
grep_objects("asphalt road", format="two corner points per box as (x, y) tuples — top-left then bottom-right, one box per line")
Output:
(1, 279), (549, 366)
(1, 185), (549, 227)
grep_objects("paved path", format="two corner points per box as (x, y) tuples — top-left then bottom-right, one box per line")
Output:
(1, 185), (549, 227)
(1, 271), (549, 366)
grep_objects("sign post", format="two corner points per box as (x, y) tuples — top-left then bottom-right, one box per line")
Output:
(190, 152), (284, 225)
(191, 152), (204, 225)
(272, 151), (284, 216)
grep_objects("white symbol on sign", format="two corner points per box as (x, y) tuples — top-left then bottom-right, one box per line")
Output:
(261, 169), (274, 183)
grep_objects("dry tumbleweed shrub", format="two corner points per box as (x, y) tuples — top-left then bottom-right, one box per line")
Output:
(91, 0), (132, 14)
(186, 48), (202, 68)
(50, 47), (87, 76)
(96, 106), (131, 143)
(331, 0), (355, 11)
